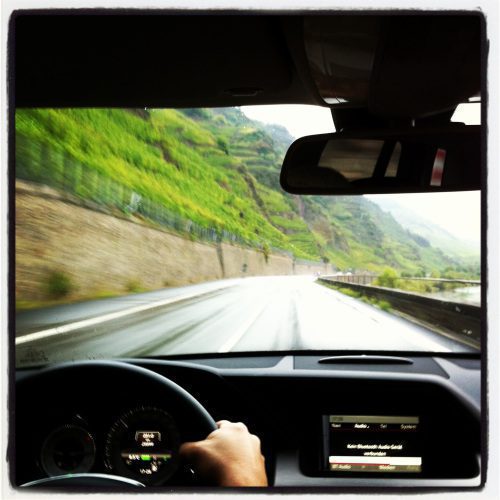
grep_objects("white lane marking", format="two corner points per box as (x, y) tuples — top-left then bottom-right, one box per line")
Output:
(217, 305), (265, 353)
(15, 284), (232, 346)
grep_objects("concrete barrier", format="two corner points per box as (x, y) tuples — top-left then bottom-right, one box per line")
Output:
(318, 278), (481, 348)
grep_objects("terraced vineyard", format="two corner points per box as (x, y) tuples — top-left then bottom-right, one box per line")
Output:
(15, 106), (478, 277)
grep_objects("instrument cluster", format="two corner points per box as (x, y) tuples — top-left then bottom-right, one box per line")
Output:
(39, 406), (180, 486)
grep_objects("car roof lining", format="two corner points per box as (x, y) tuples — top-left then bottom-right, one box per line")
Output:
(13, 14), (320, 108)
(11, 11), (482, 118)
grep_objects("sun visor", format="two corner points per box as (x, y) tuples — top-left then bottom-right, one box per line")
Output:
(303, 15), (482, 118)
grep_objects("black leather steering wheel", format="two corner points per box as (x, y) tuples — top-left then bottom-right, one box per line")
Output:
(16, 360), (218, 488)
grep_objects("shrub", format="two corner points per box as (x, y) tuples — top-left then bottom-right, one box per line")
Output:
(216, 137), (229, 155)
(337, 287), (361, 299)
(374, 267), (399, 288)
(262, 242), (270, 263)
(125, 279), (143, 293)
(45, 271), (73, 298)
(377, 300), (392, 312)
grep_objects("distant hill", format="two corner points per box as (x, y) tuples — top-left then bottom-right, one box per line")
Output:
(15, 107), (478, 277)
(368, 197), (480, 261)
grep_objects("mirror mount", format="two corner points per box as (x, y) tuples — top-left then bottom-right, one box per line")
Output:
(331, 108), (457, 134)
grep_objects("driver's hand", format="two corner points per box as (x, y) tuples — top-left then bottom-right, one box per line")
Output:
(179, 420), (268, 487)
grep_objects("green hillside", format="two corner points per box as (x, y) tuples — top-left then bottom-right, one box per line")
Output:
(15, 107), (476, 276)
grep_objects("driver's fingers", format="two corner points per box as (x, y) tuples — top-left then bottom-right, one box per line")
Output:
(215, 420), (232, 428)
(216, 420), (248, 432)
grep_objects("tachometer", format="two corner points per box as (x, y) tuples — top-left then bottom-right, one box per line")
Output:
(105, 407), (180, 485)
(40, 424), (96, 476)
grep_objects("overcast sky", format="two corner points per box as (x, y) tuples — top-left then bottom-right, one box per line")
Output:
(365, 192), (480, 243)
(241, 103), (481, 243)
(242, 104), (335, 138)
(242, 103), (481, 140)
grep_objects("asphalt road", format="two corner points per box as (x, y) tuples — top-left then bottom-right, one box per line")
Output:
(15, 276), (472, 366)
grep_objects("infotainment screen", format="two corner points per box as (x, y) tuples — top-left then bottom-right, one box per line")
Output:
(325, 415), (422, 473)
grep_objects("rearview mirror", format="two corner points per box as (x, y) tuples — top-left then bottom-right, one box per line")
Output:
(280, 126), (481, 195)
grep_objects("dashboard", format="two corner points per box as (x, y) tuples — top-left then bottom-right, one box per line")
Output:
(13, 353), (482, 489)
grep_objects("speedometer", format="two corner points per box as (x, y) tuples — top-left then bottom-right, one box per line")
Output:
(104, 407), (180, 486)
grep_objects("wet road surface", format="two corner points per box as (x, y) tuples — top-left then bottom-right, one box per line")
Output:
(15, 276), (472, 365)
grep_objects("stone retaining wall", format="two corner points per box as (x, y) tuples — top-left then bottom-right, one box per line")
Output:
(15, 181), (327, 301)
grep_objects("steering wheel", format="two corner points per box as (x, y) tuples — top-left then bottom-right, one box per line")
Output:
(16, 360), (218, 488)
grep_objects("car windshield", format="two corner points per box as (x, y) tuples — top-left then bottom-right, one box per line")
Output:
(14, 106), (481, 367)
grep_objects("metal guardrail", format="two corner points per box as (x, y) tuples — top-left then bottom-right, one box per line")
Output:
(323, 274), (378, 285)
(394, 277), (481, 285)
(318, 277), (481, 349)
(323, 274), (480, 286)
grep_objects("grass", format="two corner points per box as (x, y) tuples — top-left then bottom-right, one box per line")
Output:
(15, 283), (174, 311)
(16, 290), (128, 311)
(125, 280), (146, 294)
(321, 284), (393, 312)
(16, 108), (321, 260)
